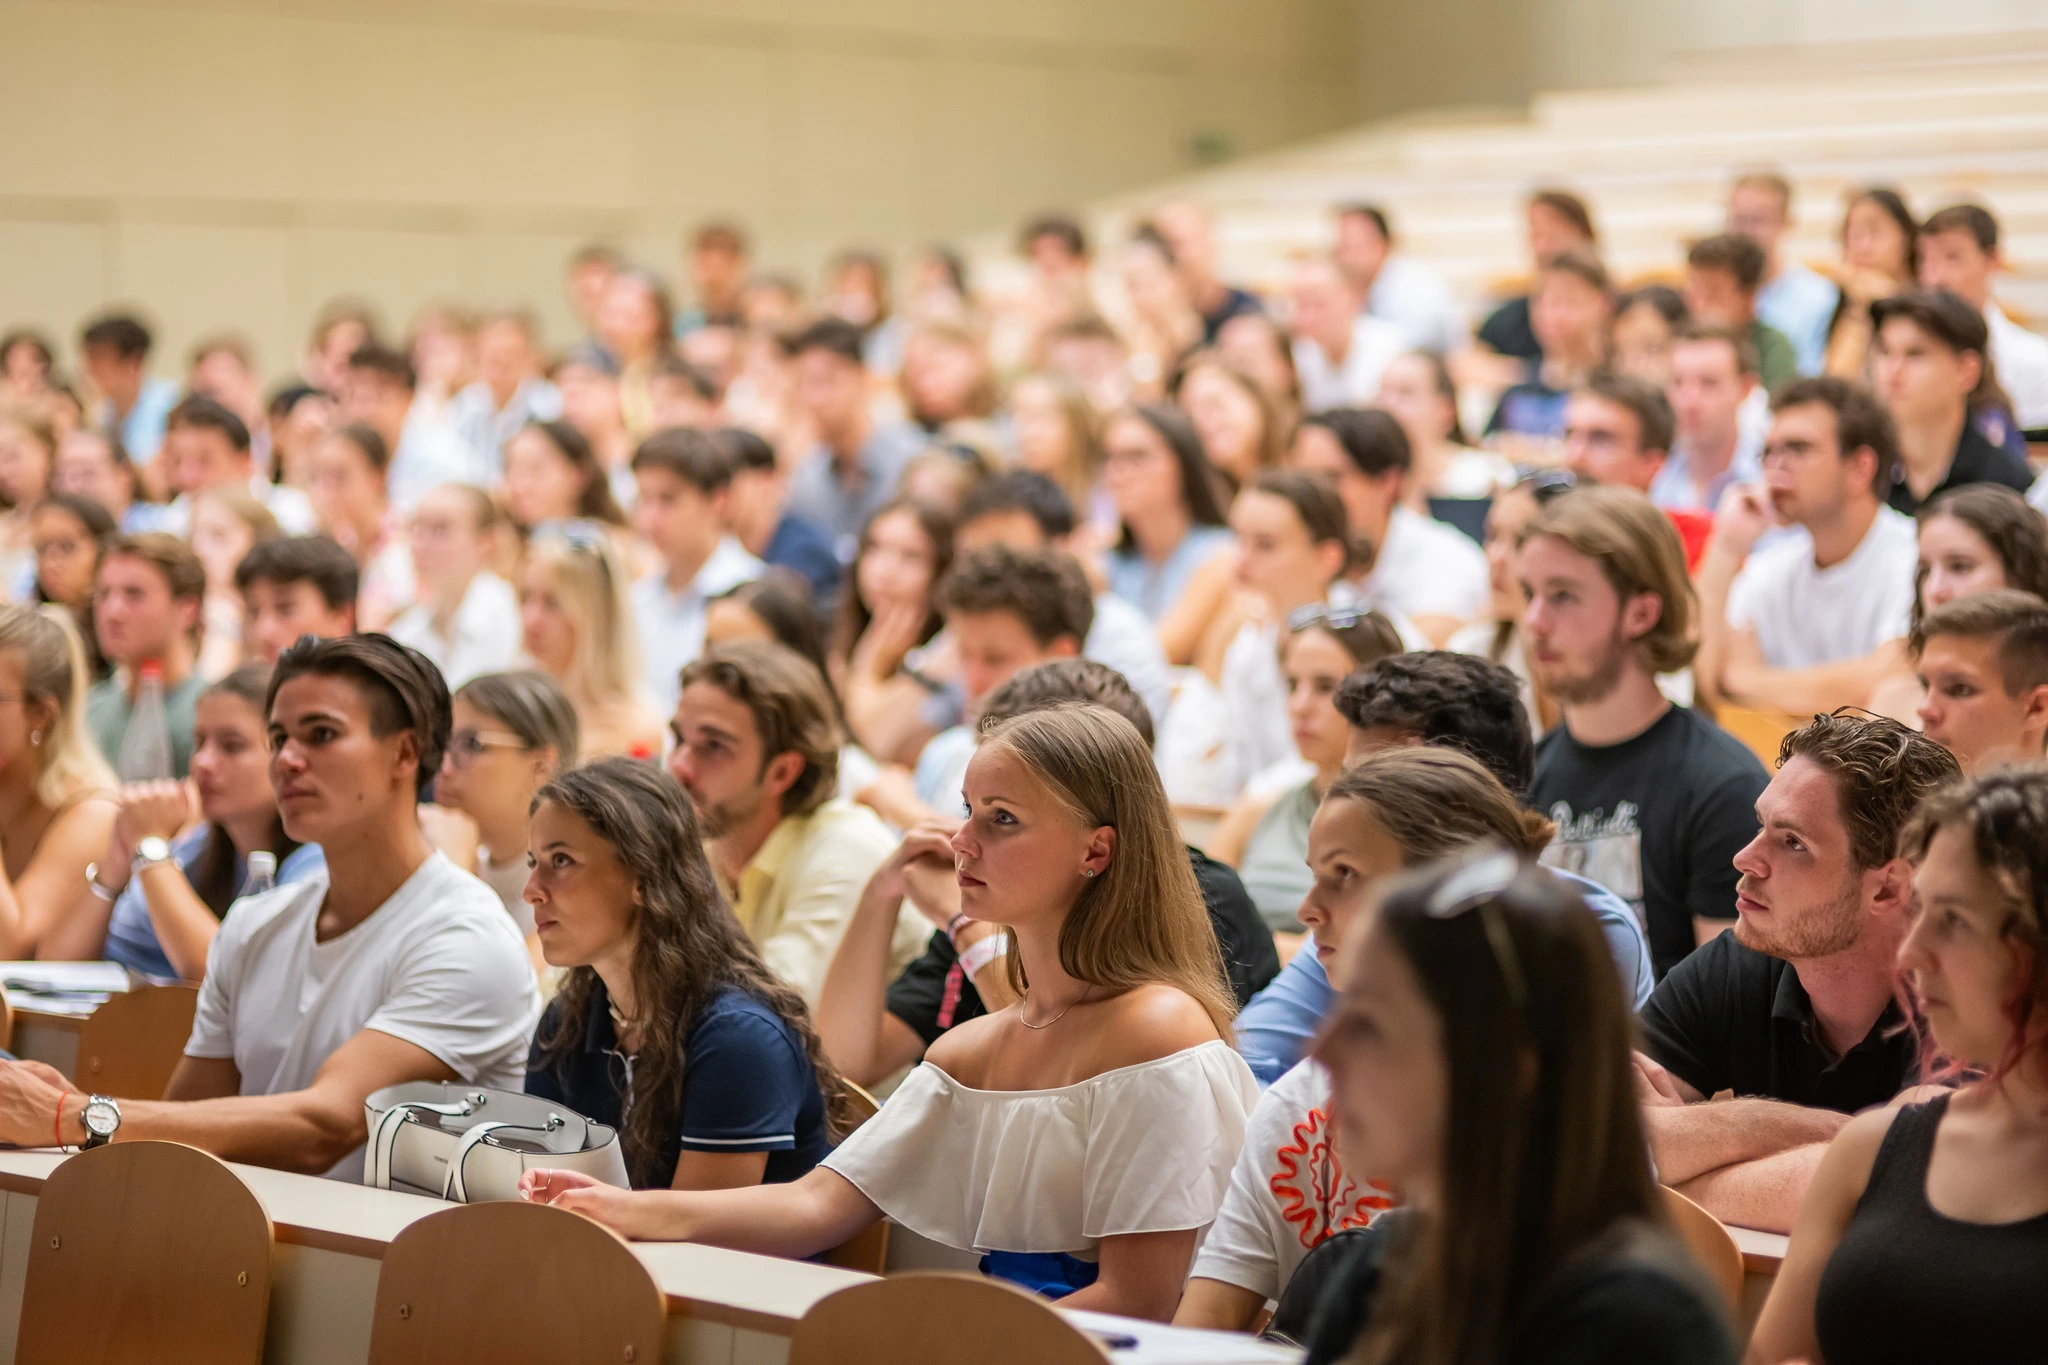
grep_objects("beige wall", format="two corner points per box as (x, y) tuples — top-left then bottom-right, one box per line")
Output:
(0, 0), (1352, 386)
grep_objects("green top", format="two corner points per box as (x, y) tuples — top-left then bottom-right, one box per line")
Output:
(1751, 319), (1801, 392)
(87, 671), (205, 779)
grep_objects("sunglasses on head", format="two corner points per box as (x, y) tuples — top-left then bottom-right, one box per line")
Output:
(1423, 850), (1531, 1011)
(1514, 467), (1580, 504)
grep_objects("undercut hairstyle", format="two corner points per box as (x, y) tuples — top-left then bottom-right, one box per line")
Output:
(346, 342), (416, 391)
(1671, 321), (1759, 378)
(1530, 188), (1597, 242)
(1913, 590), (2048, 700)
(103, 532), (205, 604)
(960, 470), (1076, 541)
(1538, 249), (1611, 297)
(1581, 371), (1676, 455)
(1687, 232), (1768, 292)
(1776, 710), (1961, 871)
(329, 421), (390, 475)
(1334, 651), (1536, 798)
(787, 317), (866, 367)
(1326, 746), (1556, 863)
(938, 546), (1095, 649)
(1899, 766), (2048, 1086)
(454, 670), (580, 773)
(267, 633), (451, 796)
(678, 641), (842, 819)
(1770, 376), (1899, 496)
(1922, 203), (1999, 253)
(80, 314), (151, 360)
(979, 658), (1154, 748)
(1305, 406), (1411, 478)
(165, 395), (251, 453)
(1520, 486), (1698, 676)
(1019, 214), (1088, 259)
(631, 427), (733, 494)
(1911, 484), (2048, 637)
(233, 534), (360, 609)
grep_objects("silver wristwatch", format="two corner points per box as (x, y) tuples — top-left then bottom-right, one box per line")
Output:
(132, 836), (174, 872)
(80, 1094), (120, 1150)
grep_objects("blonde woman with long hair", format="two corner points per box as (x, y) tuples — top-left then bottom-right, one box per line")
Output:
(523, 703), (1258, 1322)
(0, 604), (117, 956)
(518, 520), (662, 760)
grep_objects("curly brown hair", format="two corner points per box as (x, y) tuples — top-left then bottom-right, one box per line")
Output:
(1778, 709), (1960, 871)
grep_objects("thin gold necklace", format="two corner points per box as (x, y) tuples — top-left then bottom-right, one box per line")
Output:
(1019, 985), (1090, 1030)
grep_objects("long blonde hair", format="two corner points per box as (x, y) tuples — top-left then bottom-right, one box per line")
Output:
(524, 525), (649, 713)
(980, 703), (1236, 1036)
(0, 603), (115, 807)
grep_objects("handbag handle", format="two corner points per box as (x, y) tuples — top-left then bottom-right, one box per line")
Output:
(444, 1115), (569, 1202)
(365, 1093), (490, 1190)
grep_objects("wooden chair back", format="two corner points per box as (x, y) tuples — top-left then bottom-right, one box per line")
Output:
(1712, 704), (1803, 769)
(820, 1079), (891, 1274)
(367, 1200), (665, 1365)
(789, 1272), (1112, 1365)
(77, 984), (200, 1099)
(16, 1140), (273, 1365)
(1660, 1185), (1746, 1315)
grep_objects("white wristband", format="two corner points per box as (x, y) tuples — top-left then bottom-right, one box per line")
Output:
(957, 933), (1010, 978)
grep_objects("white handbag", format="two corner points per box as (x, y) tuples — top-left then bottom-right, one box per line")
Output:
(363, 1082), (631, 1203)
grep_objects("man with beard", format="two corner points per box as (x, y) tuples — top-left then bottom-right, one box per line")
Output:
(668, 640), (927, 1005)
(1519, 486), (1770, 979)
(1634, 712), (1957, 1232)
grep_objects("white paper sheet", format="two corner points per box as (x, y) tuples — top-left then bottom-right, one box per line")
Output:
(1062, 1310), (1304, 1364)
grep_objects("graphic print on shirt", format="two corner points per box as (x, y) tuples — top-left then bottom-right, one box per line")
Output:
(1540, 801), (1645, 926)
(1269, 1102), (1395, 1250)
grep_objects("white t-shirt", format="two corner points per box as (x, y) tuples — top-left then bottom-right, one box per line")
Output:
(1726, 507), (1916, 669)
(387, 572), (524, 692)
(1355, 505), (1489, 625)
(1190, 1060), (1395, 1301)
(1292, 315), (1408, 414)
(186, 851), (541, 1177)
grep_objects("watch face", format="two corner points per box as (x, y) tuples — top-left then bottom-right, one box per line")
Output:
(136, 836), (172, 864)
(83, 1099), (118, 1137)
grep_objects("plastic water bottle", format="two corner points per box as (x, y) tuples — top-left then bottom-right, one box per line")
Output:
(239, 851), (277, 899)
(116, 661), (175, 781)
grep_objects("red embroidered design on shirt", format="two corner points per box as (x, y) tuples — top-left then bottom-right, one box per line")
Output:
(1270, 1104), (1395, 1251)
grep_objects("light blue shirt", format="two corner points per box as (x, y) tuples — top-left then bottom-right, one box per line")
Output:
(1755, 262), (1838, 378)
(112, 378), (181, 465)
(104, 829), (326, 981)
(631, 537), (763, 715)
(1106, 524), (1234, 622)
(1233, 866), (1655, 1086)
(1650, 431), (1763, 513)
(785, 424), (925, 564)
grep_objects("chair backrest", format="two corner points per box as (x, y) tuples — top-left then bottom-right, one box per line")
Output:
(77, 984), (200, 1099)
(789, 1273), (1112, 1365)
(842, 1079), (881, 1128)
(819, 1079), (891, 1273)
(366, 1200), (665, 1365)
(1713, 704), (1802, 769)
(16, 1141), (274, 1365)
(1659, 1185), (1746, 1315)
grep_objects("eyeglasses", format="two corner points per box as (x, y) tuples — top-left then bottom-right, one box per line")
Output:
(1423, 850), (1530, 1011)
(444, 727), (532, 769)
(1286, 602), (1384, 634)
(1513, 466), (1580, 505)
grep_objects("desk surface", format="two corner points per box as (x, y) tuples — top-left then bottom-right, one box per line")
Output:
(1728, 1223), (1790, 1274)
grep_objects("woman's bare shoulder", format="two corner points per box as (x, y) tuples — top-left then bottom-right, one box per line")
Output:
(1087, 984), (1222, 1070)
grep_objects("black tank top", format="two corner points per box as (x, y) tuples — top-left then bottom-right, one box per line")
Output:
(1814, 1094), (2048, 1364)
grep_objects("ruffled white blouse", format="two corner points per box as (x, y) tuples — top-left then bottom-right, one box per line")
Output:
(821, 1040), (1259, 1261)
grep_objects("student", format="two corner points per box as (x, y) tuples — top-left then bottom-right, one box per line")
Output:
(829, 499), (954, 766)
(1448, 470), (1564, 730)
(1174, 353), (1288, 493)
(502, 419), (628, 534)
(670, 641), (926, 1004)
(1684, 233), (1799, 393)
(1911, 591), (2048, 774)
(30, 491), (115, 681)
(520, 519), (662, 760)
(715, 426), (841, 610)
(1562, 371), (1675, 496)
(87, 533), (207, 777)
(1729, 171), (1839, 378)
(1233, 650), (1654, 1087)
(157, 395), (315, 536)
(1870, 289), (2033, 514)
(525, 704), (1257, 1322)
(1332, 203), (1466, 357)
(0, 634), (539, 1176)
(306, 422), (412, 630)
(817, 658), (1277, 1088)
(448, 310), (562, 477)
(52, 426), (157, 534)
(1918, 202), (2048, 434)
(1287, 257), (1407, 413)
(431, 670), (579, 960)
(1608, 285), (1687, 390)
(1209, 606), (1404, 937)
(1698, 378), (1918, 714)
(78, 314), (179, 468)
(1374, 350), (1513, 505)
(1301, 850), (1737, 1365)
(1289, 407), (1487, 646)
(1653, 324), (1763, 514)
(387, 484), (522, 689)
(53, 665), (324, 978)
(1822, 187), (1920, 382)
(524, 758), (843, 1190)
(0, 604), (118, 957)
(1519, 486), (1767, 978)
(783, 318), (923, 559)
(1637, 712), (1957, 1233)
(1484, 251), (1615, 446)
(0, 408), (56, 595)
(189, 486), (281, 680)
(1478, 188), (1600, 365)
(1007, 372), (1104, 522)
(628, 428), (763, 715)
(1749, 766), (2048, 1364)
(1101, 403), (1235, 640)
(340, 342), (485, 510)
(235, 535), (359, 665)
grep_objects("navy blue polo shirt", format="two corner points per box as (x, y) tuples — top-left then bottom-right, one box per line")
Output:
(526, 981), (830, 1188)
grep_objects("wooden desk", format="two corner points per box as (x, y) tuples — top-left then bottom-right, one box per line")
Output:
(1729, 1224), (1790, 1334)
(7, 1008), (82, 1077)
(0, 1152), (1296, 1365)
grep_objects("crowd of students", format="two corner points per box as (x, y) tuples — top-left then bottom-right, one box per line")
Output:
(0, 169), (2046, 1358)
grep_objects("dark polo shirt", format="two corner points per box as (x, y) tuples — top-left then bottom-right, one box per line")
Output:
(1639, 931), (1916, 1113)
(1885, 420), (2034, 516)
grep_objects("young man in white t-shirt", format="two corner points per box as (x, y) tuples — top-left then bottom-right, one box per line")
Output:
(0, 634), (540, 1177)
(1697, 377), (1917, 715)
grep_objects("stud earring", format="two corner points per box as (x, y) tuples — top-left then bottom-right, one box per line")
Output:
(28, 731), (41, 747)
(1081, 868), (1096, 878)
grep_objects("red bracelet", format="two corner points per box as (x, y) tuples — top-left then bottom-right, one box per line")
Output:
(52, 1093), (64, 1150)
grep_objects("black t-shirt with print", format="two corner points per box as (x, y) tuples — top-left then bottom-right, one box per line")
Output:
(1531, 705), (1769, 980)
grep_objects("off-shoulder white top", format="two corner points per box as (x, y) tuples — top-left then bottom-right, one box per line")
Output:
(821, 1040), (1258, 1261)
